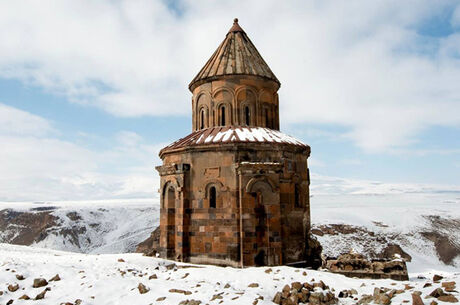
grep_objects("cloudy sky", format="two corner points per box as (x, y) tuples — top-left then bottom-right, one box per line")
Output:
(0, 0), (459, 201)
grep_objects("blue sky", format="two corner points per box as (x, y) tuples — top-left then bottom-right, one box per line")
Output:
(0, 0), (459, 201)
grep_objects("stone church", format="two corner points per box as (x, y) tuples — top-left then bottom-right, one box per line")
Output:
(155, 19), (312, 267)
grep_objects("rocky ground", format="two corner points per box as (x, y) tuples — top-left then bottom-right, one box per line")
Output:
(0, 244), (459, 305)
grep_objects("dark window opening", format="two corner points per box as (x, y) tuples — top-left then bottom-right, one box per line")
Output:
(294, 184), (301, 208)
(209, 186), (216, 208)
(200, 109), (205, 129)
(220, 106), (226, 126)
(245, 106), (250, 125)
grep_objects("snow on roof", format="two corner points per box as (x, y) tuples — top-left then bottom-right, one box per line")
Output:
(162, 126), (308, 153)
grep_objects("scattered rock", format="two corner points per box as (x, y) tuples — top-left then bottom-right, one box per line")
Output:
(224, 283), (230, 289)
(15, 274), (25, 281)
(437, 295), (458, 303)
(324, 250), (409, 281)
(18, 295), (30, 300)
(138, 283), (149, 294)
(433, 274), (443, 282)
(165, 263), (176, 270)
(248, 283), (259, 288)
(33, 278), (48, 288)
(272, 280), (337, 305)
(49, 274), (61, 281)
(405, 284), (415, 290)
(423, 283), (432, 288)
(265, 268), (272, 273)
(148, 274), (157, 280)
(156, 297), (166, 301)
(273, 292), (282, 304)
(210, 293), (223, 301)
(6, 300), (13, 305)
(358, 295), (373, 304)
(35, 288), (50, 300)
(179, 300), (201, 305)
(169, 288), (192, 295)
(430, 301), (438, 305)
(429, 288), (446, 298)
(8, 284), (19, 292)
(117, 258), (125, 262)
(412, 293), (424, 305)
(373, 288), (391, 305)
(441, 281), (456, 292)
(75, 299), (82, 305)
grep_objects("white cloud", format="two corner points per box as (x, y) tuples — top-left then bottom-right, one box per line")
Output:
(452, 4), (460, 28)
(0, 0), (459, 153)
(0, 103), (54, 136)
(310, 173), (460, 198)
(0, 103), (162, 201)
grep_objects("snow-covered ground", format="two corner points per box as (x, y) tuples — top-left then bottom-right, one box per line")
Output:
(0, 191), (459, 304)
(0, 243), (459, 305)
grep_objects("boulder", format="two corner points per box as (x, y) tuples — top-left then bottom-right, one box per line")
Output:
(429, 288), (446, 298)
(137, 283), (149, 294)
(33, 278), (48, 288)
(411, 293), (424, 305)
(18, 295), (30, 300)
(437, 295), (458, 303)
(8, 284), (19, 292)
(35, 288), (50, 300)
(432, 274), (443, 282)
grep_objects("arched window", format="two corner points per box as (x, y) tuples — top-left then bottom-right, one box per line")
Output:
(245, 106), (250, 125)
(294, 184), (301, 208)
(200, 108), (205, 129)
(220, 106), (226, 126)
(209, 186), (216, 208)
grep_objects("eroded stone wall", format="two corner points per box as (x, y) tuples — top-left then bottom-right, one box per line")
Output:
(156, 143), (310, 267)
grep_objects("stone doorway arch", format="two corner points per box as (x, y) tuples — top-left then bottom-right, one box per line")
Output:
(248, 179), (280, 266)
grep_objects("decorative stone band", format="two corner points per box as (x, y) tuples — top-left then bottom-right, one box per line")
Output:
(160, 126), (309, 155)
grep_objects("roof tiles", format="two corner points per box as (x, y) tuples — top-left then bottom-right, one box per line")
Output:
(189, 19), (280, 90)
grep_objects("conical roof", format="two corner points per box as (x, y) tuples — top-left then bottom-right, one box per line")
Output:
(189, 18), (280, 91)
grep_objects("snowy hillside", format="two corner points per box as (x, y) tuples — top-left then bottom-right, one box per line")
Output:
(310, 193), (460, 272)
(1, 189), (459, 273)
(0, 243), (459, 305)
(0, 199), (159, 254)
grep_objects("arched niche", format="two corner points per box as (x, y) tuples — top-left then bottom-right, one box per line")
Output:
(236, 88), (256, 126)
(259, 91), (273, 128)
(195, 92), (211, 129)
(162, 181), (177, 209)
(213, 88), (234, 126)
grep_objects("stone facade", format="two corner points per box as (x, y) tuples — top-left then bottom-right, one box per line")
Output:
(155, 19), (312, 267)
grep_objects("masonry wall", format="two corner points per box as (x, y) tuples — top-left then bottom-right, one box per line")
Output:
(191, 76), (280, 131)
(157, 143), (310, 267)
